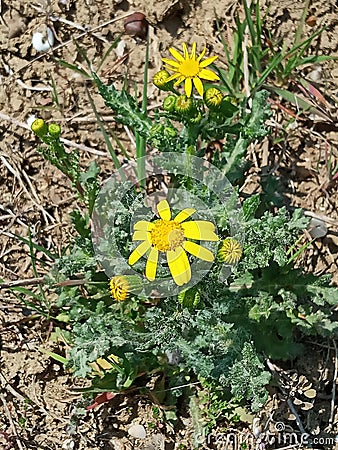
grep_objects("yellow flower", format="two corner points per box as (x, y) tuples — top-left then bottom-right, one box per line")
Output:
(218, 238), (242, 264)
(162, 42), (220, 97)
(128, 200), (219, 286)
(110, 275), (129, 301)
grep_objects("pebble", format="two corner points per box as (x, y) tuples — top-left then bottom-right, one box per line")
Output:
(308, 217), (327, 239)
(62, 439), (75, 450)
(128, 424), (147, 439)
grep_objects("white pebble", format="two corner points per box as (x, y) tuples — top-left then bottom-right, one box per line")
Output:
(32, 26), (54, 52)
(115, 40), (126, 58)
(128, 424), (146, 439)
(62, 439), (75, 450)
(26, 115), (37, 128)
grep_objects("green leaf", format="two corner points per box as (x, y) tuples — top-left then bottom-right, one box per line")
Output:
(242, 194), (260, 221)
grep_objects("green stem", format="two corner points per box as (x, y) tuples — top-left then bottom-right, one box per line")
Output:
(135, 35), (149, 189)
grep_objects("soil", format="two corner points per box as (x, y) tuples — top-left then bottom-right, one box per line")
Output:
(0, 0), (337, 449)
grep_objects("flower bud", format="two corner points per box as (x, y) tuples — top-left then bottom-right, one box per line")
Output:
(204, 87), (223, 109)
(48, 123), (61, 137)
(149, 123), (164, 138)
(153, 70), (173, 91)
(109, 275), (142, 301)
(164, 126), (177, 138)
(31, 118), (48, 138)
(218, 238), (242, 264)
(189, 111), (202, 124)
(162, 95), (177, 112)
(174, 95), (194, 115)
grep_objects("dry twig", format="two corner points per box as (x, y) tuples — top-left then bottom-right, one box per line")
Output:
(0, 393), (25, 450)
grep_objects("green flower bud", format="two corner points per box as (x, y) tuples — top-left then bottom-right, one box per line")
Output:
(178, 287), (200, 308)
(31, 118), (48, 138)
(149, 123), (164, 138)
(189, 111), (202, 124)
(153, 70), (173, 91)
(218, 238), (242, 264)
(162, 95), (177, 112)
(204, 87), (223, 109)
(164, 126), (177, 138)
(174, 95), (194, 115)
(224, 96), (238, 106)
(48, 123), (61, 137)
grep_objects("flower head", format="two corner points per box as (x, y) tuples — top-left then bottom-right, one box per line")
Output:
(31, 118), (48, 138)
(204, 87), (223, 109)
(48, 123), (61, 137)
(174, 95), (194, 115)
(218, 238), (242, 264)
(162, 42), (220, 97)
(153, 70), (173, 91)
(110, 275), (130, 301)
(128, 200), (218, 286)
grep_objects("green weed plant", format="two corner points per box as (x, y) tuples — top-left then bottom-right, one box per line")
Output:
(13, 1), (338, 442)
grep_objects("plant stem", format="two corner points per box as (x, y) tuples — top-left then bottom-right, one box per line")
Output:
(136, 34), (149, 189)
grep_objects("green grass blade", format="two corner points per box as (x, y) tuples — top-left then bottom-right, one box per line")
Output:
(10, 233), (57, 259)
(243, 0), (256, 47)
(54, 58), (91, 79)
(50, 75), (60, 108)
(86, 86), (121, 170)
(97, 32), (123, 72)
(110, 129), (130, 160)
(73, 39), (92, 71)
(294, 0), (309, 46)
(9, 290), (49, 317)
(135, 35), (149, 188)
(264, 84), (330, 120)
(39, 347), (68, 365)
(9, 286), (44, 300)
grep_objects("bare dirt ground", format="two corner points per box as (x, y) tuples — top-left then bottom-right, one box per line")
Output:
(0, 0), (337, 449)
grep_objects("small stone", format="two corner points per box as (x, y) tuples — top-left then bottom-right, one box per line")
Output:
(128, 424), (146, 439)
(308, 217), (327, 239)
(62, 439), (75, 450)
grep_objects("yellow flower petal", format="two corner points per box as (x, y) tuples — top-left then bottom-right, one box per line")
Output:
(165, 72), (182, 82)
(174, 208), (196, 223)
(134, 220), (155, 231)
(157, 199), (171, 220)
(145, 247), (158, 281)
(128, 241), (151, 265)
(183, 241), (214, 262)
(181, 221), (219, 241)
(200, 55), (218, 68)
(197, 47), (207, 61)
(169, 47), (184, 62)
(132, 230), (149, 241)
(185, 77), (193, 97)
(162, 57), (180, 68)
(174, 76), (185, 86)
(193, 77), (204, 96)
(190, 42), (197, 59)
(167, 247), (191, 286)
(199, 68), (220, 81)
(182, 43), (189, 59)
